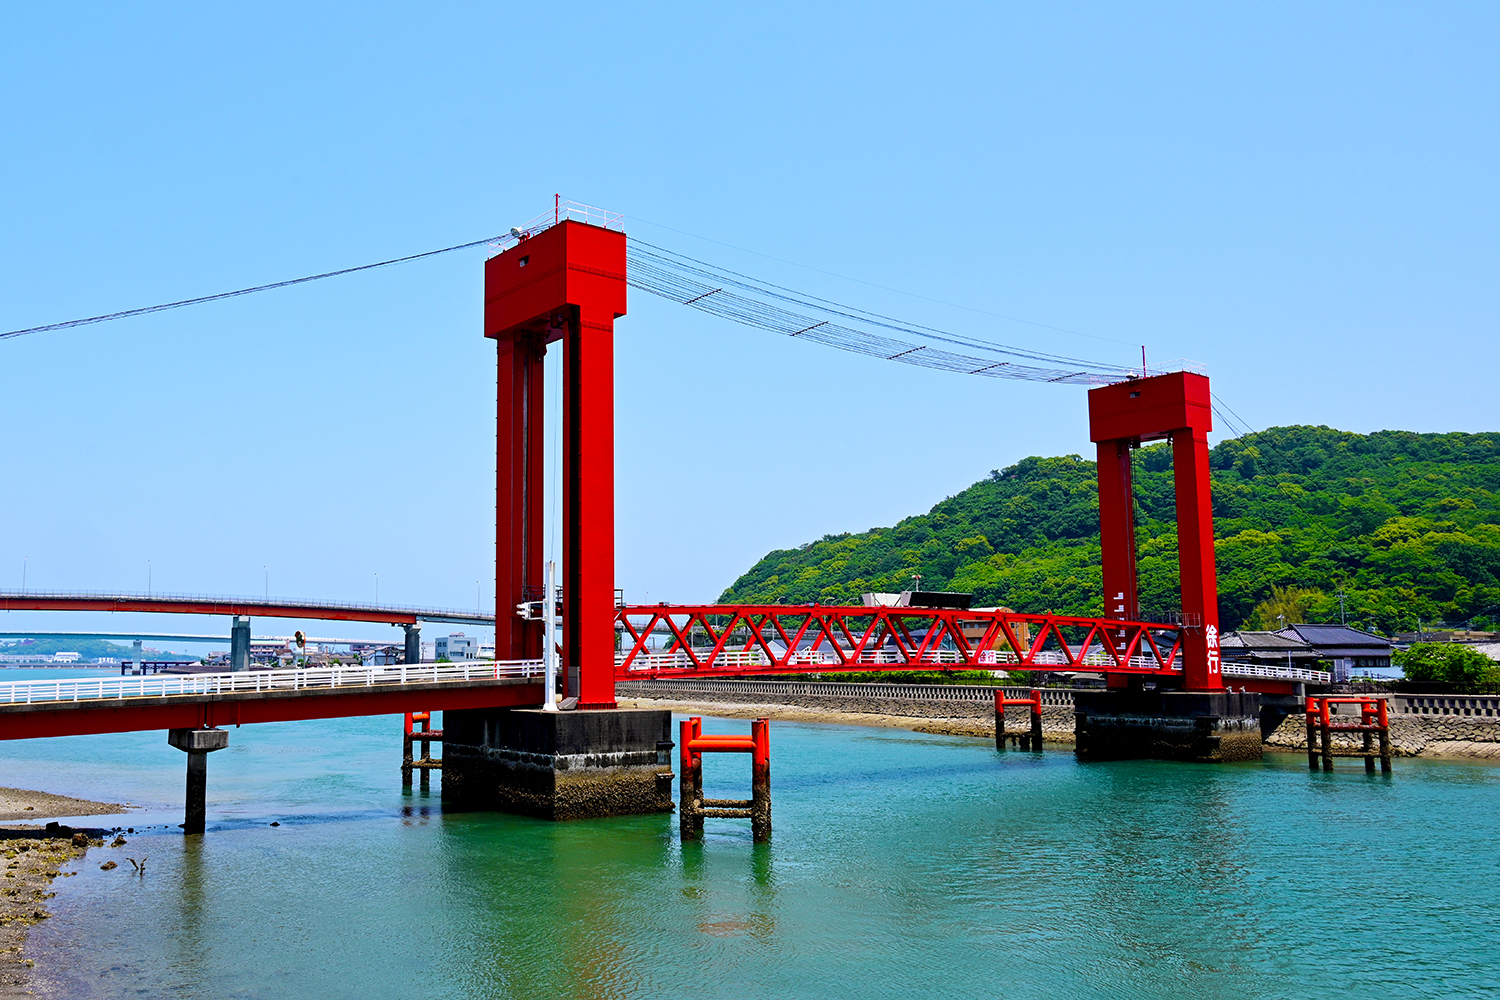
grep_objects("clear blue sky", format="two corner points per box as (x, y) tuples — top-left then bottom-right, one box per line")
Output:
(2, 3), (1496, 649)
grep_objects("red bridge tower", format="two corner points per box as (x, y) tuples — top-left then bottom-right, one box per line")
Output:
(1088, 371), (1223, 691)
(485, 220), (625, 709)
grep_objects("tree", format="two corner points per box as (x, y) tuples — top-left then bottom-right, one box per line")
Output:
(1247, 584), (1325, 630)
(1395, 642), (1500, 692)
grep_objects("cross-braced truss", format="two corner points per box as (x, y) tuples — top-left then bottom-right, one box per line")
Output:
(614, 605), (1183, 679)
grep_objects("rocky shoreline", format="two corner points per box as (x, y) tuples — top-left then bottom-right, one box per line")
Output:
(619, 694), (1500, 760)
(0, 789), (127, 999)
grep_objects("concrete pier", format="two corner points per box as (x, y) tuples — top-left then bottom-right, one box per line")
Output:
(168, 728), (229, 834)
(441, 708), (674, 820)
(403, 623), (422, 665)
(1074, 691), (1263, 762)
(230, 617), (250, 673)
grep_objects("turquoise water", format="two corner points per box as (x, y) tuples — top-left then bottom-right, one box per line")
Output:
(5, 686), (1499, 999)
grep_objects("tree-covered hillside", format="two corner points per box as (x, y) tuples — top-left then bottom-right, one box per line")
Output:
(718, 426), (1500, 635)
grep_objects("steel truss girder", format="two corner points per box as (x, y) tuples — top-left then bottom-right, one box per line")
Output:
(614, 605), (1182, 679)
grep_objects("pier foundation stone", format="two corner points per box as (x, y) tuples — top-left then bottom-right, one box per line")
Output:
(1074, 691), (1263, 762)
(441, 708), (674, 820)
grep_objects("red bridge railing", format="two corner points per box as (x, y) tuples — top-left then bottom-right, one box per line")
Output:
(614, 605), (1182, 679)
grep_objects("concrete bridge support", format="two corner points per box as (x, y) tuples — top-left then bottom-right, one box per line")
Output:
(168, 728), (229, 835)
(1074, 691), (1263, 762)
(403, 623), (422, 665)
(230, 617), (251, 673)
(441, 708), (673, 820)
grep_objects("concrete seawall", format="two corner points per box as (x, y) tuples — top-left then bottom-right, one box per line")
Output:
(617, 681), (1500, 759)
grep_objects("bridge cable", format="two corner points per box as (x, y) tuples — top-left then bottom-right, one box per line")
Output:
(0, 236), (504, 341)
(625, 239), (1148, 385)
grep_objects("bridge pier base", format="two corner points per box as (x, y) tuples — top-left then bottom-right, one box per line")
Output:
(441, 708), (674, 820)
(168, 728), (229, 834)
(403, 623), (422, 665)
(1074, 691), (1262, 763)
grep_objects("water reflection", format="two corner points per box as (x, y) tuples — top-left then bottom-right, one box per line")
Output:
(17, 715), (1500, 1000)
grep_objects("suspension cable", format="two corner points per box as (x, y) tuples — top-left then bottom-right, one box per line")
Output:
(0, 235), (505, 341)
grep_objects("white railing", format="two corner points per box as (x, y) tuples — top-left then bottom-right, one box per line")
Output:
(977, 650), (1169, 670)
(1221, 663), (1331, 683)
(0, 660), (545, 706)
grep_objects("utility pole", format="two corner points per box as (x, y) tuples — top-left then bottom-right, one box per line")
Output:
(1338, 590), (1347, 626)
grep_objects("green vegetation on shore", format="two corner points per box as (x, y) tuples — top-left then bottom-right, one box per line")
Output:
(1395, 642), (1500, 693)
(719, 426), (1500, 635)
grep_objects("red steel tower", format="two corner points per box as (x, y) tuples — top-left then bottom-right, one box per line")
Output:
(485, 220), (626, 709)
(1088, 371), (1223, 691)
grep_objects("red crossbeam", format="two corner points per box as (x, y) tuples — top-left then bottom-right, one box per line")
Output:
(615, 605), (1181, 679)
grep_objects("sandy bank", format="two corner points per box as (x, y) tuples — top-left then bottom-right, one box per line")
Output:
(0, 788), (126, 823)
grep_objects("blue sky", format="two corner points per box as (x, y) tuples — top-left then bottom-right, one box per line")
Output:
(2, 3), (1496, 650)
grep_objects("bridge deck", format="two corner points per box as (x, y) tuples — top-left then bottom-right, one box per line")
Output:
(0, 661), (544, 740)
(0, 590), (497, 626)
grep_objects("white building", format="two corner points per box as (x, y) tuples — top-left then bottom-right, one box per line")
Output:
(53, 652), (82, 663)
(435, 633), (480, 661)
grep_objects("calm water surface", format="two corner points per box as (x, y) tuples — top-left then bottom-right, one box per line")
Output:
(4, 675), (1497, 999)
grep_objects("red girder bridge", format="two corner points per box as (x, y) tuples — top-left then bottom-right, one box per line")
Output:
(3, 200), (1299, 751)
(612, 605), (1324, 694)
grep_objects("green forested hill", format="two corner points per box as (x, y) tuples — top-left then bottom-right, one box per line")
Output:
(717, 426), (1500, 635)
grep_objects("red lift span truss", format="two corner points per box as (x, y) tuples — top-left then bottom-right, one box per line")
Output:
(614, 605), (1183, 679)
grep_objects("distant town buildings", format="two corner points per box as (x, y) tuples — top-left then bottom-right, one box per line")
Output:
(1219, 624), (1394, 681)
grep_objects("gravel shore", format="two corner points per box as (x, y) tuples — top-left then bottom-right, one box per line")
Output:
(0, 789), (127, 998)
(0, 827), (113, 1000)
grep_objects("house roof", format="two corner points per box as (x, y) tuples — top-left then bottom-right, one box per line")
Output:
(1276, 623), (1392, 656)
(1222, 630), (1314, 652)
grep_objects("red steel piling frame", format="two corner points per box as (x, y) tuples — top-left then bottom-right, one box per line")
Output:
(1088, 372), (1223, 691)
(486, 221), (626, 709)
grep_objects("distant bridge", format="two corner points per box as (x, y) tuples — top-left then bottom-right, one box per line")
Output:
(0, 590), (496, 627)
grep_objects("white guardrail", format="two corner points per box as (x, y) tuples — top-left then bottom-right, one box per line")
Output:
(616, 649), (1330, 683)
(0, 660), (545, 706)
(1220, 663), (1331, 683)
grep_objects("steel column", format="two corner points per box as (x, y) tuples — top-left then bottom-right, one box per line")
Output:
(1172, 426), (1222, 690)
(563, 305), (617, 708)
(494, 334), (545, 663)
(1096, 439), (1139, 622)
